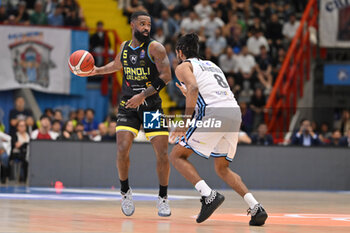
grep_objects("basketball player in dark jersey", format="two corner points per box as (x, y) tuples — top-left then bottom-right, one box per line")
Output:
(79, 11), (172, 217)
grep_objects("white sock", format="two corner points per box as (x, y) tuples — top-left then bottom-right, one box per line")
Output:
(195, 180), (212, 197)
(244, 193), (259, 209)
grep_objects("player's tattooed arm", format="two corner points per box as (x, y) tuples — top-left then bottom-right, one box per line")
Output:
(89, 41), (126, 76)
(142, 41), (172, 98)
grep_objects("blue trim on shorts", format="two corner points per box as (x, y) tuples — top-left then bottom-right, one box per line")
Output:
(183, 143), (209, 159)
(211, 152), (233, 162)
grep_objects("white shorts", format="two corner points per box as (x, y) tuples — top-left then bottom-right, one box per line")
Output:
(178, 105), (241, 162)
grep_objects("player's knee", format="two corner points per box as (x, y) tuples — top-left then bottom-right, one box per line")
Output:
(156, 151), (169, 164)
(117, 141), (131, 158)
(214, 162), (229, 177)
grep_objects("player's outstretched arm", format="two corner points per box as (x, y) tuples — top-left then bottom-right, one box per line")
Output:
(78, 41), (126, 77)
(126, 41), (171, 108)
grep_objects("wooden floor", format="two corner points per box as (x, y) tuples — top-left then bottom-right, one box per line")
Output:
(0, 186), (349, 232)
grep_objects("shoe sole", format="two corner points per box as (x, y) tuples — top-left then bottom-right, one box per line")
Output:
(158, 212), (171, 217)
(249, 212), (268, 226)
(121, 207), (135, 216)
(196, 195), (225, 223)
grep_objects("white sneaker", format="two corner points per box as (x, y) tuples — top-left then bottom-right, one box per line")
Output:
(157, 196), (171, 217)
(121, 189), (135, 216)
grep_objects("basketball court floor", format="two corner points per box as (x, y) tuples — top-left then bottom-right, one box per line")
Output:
(0, 186), (349, 232)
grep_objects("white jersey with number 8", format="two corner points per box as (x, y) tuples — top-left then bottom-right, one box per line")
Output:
(187, 58), (239, 108)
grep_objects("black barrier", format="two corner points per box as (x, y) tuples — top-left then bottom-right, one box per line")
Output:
(29, 141), (350, 190)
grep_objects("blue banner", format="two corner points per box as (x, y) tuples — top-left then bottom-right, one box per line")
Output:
(324, 64), (350, 85)
(70, 30), (89, 95)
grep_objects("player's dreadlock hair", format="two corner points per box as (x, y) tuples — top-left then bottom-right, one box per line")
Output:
(130, 11), (150, 22)
(176, 33), (200, 59)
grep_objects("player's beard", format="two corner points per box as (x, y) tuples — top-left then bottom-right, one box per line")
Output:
(134, 29), (150, 43)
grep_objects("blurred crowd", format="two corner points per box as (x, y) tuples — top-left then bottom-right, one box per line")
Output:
(0, 97), (118, 184)
(0, 0), (85, 27)
(116, 0), (307, 134)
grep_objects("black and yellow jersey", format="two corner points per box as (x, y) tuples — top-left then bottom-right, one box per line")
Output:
(120, 39), (160, 102)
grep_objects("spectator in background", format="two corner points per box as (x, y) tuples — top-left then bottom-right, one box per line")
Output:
(143, 0), (164, 19)
(90, 21), (111, 67)
(250, 87), (266, 129)
(10, 120), (30, 183)
(75, 122), (90, 141)
(68, 110), (76, 123)
(334, 109), (350, 136)
(156, 10), (180, 39)
(240, 101), (253, 134)
(232, 0), (249, 18)
(206, 28), (227, 58)
(64, 9), (82, 26)
(160, 0), (178, 12)
(214, 0), (232, 24)
(272, 47), (285, 77)
(0, 132), (11, 184)
(227, 76), (241, 97)
(247, 29), (269, 57)
(91, 123), (108, 141)
(266, 13), (283, 56)
(44, 108), (54, 120)
(15, 1), (30, 25)
(318, 122), (332, 145)
(226, 25), (245, 50)
(256, 46), (273, 94)
(47, 4), (64, 26)
(251, 123), (273, 145)
(102, 121), (117, 141)
(59, 120), (76, 140)
(45, 0), (60, 14)
(236, 45), (257, 87)
(82, 108), (98, 136)
(252, 0), (269, 20)
(30, 1), (47, 25)
(329, 129), (343, 147)
(219, 46), (237, 78)
(0, 5), (8, 23)
(204, 47), (218, 65)
(194, 0), (212, 20)
(164, 42), (176, 65)
(53, 109), (64, 125)
(9, 97), (33, 137)
(282, 14), (300, 42)
(123, 0), (146, 20)
(154, 27), (166, 44)
(75, 108), (85, 125)
(51, 120), (61, 140)
(339, 129), (350, 147)
(247, 16), (265, 36)
(291, 119), (320, 146)
(201, 11), (225, 38)
(31, 115), (55, 140)
(180, 11), (201, 34)
(173, 0), (193, 17)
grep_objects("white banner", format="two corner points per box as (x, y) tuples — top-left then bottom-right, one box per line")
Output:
(319, 0), (350, 47)
(0, 26), (71, 94)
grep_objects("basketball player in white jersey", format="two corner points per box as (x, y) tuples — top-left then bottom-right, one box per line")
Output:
(169, 33), (268, 225)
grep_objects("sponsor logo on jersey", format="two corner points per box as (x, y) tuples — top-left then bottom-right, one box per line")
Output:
(130, 55), (137, 64)
(140, 50), (145, 59)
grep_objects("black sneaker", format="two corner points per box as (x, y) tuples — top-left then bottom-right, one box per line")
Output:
(247, 204), (268, 226)
(196, 190), (225, 223)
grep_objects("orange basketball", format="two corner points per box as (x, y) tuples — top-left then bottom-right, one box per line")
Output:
(68, 50), (94, 75)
